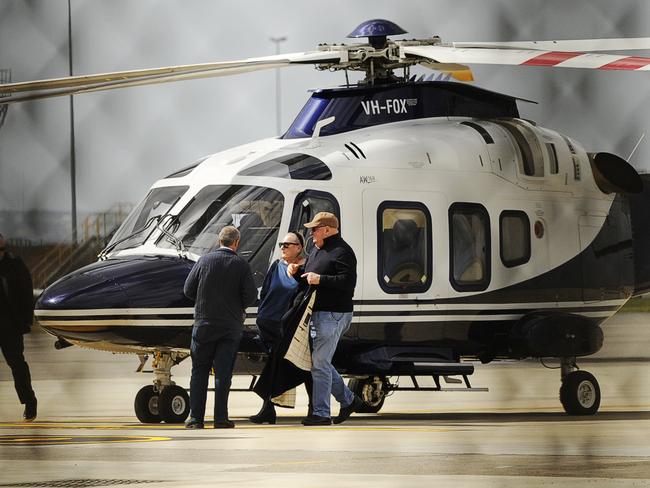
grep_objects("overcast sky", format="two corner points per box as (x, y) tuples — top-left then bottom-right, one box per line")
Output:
(1, 0), (649, 240)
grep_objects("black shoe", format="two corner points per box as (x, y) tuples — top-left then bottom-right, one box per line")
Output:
(333, 395), (363, 424)
(185, 417), (204, 429)
(249, 401), (276, 424)
(23, 399), (37, 422)
(301, 415), (331, 426)
(214, 419), (235, 429)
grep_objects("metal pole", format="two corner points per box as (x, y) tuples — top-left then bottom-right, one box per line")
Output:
(270, 36), (287, 136)
(68, 0), (78, 244)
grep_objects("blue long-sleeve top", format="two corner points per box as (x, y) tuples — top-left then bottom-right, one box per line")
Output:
(257, 260), (299, 323)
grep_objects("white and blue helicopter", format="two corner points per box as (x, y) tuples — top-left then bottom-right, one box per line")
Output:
(3, 19), (650, 423)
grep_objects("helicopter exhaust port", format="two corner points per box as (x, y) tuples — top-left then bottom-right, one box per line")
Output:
(588, 152), (642, 194)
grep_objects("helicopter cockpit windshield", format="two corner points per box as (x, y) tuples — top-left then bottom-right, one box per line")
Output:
(107, 185), (188, 253)
(157, 185), (283, 285)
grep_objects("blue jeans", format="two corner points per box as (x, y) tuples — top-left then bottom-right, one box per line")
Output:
(310, 311), (354, 417)
(189, 323), (242, 422)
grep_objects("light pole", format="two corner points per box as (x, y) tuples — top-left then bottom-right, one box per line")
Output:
(68, 0), (78, 244)
(270, 36), (287, 136)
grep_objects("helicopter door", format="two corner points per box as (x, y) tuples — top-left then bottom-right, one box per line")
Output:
(358, 189), (443, 342)
(289, 189), (341, 255)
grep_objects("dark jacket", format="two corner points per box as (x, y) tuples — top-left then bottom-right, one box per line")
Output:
(0, 253), (34, 334)
(303, 233), (357, 312)
(183, 247), (257, 330)
(253, 284), (313, 401)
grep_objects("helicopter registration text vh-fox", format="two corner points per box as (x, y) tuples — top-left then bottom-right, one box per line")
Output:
(3, 20), (650, 423)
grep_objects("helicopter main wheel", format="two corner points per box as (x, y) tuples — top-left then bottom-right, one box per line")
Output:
(134, 385), (162, 423)
(158, 385), (191, 423)
(348, 376), (387, 413)
(559, 370), (601, 416)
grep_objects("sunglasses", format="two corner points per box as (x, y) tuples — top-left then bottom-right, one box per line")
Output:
(278, 242), (300, 249)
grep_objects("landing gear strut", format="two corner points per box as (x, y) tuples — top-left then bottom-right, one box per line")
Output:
(134, 351), (190, 424)
(559, 357), (601, 415)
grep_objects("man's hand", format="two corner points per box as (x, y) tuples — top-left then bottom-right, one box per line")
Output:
(301, 272), (321, 285)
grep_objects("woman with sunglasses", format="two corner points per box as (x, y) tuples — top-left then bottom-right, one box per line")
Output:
(250, 231), (306, 424)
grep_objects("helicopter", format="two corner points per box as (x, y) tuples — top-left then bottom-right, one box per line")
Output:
(2, 18), (650, 423)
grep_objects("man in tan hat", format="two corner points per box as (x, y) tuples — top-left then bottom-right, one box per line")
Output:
(295, 212), (362, 425)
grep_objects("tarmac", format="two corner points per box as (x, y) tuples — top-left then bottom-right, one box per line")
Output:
(1, 312), (649, 487)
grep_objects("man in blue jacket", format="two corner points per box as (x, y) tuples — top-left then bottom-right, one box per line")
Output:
(183, 226), (257, 429)
(0, 233), (37, 421)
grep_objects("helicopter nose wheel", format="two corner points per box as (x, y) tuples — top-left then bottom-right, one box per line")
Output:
(559, 358), (601, 415)
(158, 385), (190, 423)
(134, 351), (191, 424)
(134, 385), (161, 423)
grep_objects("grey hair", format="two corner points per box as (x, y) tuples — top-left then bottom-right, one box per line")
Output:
(219, 226), (240, 247)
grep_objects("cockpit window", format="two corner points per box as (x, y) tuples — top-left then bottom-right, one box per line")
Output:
(238, 153), (332, 180)
(158, 185), (284, 286)
(108, 186), (187, 253)
(165, 156), (209, 179)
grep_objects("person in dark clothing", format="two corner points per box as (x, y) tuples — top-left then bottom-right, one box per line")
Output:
(251, 282), (314, 421)
(294, 212), (363, 426)
(0, 233), (37, 421)
(183, 226), (257, 429)
(250, 231), (309, 424)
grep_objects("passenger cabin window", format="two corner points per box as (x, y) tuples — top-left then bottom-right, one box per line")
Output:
(496, 119), (544, 177)
(377, 202), (432, 294)
(290, 190), (340, 255)
(449, 203), (490, 291)
(500, 211), (531, 268)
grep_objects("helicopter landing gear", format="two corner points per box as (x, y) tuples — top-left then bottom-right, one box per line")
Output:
(134, 385), (160, 423)
(348, 376), (388, 413)
(559, 357), (601, 416)
(134, 351), (190, 424)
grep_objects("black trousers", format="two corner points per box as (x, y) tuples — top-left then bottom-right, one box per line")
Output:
(0, 332), (36, 405)
(189, 326), (242, 422)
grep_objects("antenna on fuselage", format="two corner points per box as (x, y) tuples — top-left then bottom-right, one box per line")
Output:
(627, 133), (646, 164)
(308, 116), (336, 148)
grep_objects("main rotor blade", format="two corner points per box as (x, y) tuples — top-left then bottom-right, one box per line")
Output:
(453, 37), (650, 52)
(403, 45), (650, 71)
(0, 51), (340, 104)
